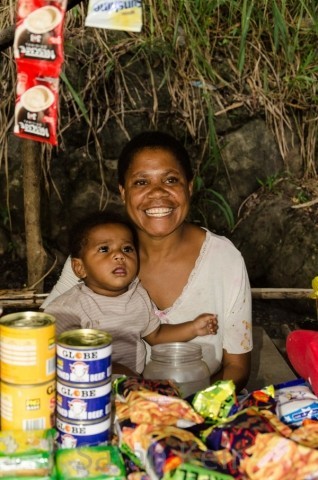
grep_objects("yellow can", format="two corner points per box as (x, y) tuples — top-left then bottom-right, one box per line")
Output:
(0, 311), (56, 384)
(0, 379), (56, 431)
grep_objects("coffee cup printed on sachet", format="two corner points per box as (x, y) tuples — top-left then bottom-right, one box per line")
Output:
(14, 72), (59, 145)
(14, 3), (66, 64)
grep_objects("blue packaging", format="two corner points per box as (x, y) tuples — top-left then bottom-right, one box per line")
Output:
(56, 379), (112, 420)
(56, 415), (111, 448)
(57, 329), (112, 384)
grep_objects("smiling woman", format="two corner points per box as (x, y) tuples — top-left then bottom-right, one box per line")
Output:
(43, 209), (218, 376)
(42, 131), (253, 392)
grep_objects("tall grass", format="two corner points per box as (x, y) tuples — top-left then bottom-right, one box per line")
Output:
(1, 0), (318, 223)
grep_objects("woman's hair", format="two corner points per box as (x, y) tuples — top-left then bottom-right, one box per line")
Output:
(69, 211), (138, 258)
(117, 130), (194, 186)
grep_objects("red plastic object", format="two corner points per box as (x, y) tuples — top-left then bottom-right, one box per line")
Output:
(306, 340), (318, 396)
(286, 329), (318, 396)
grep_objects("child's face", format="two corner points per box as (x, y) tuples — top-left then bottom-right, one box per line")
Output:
(72, 223), (138, 297)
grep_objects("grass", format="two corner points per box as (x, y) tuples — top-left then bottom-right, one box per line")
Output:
(1, 0), (318, 227)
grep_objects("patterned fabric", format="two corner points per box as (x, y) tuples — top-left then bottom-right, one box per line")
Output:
(148, 230), (253, 374)
(45, 279), (160, 374)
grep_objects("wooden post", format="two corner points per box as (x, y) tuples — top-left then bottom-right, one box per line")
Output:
(22, 139), (47, 292)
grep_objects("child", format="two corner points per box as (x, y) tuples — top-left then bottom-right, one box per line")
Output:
(44, 212), (218, 375)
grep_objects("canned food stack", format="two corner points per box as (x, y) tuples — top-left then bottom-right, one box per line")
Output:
(55, 329), (112, 448)
(0, 312), (56, 431)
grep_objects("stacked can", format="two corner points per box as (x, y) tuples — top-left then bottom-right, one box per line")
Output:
(0, 311), (56, 431)
(55, 329), (112, 448)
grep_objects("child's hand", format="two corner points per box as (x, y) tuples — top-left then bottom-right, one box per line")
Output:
(193, 313), (218, 336)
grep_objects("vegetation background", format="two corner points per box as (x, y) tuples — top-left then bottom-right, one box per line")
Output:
(1, 0), (318, 300)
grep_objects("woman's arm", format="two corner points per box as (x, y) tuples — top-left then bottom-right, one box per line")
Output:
(210, 350), (251, 393)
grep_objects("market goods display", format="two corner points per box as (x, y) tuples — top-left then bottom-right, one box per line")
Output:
(55, 329), (112, 448)
(1, 312), (318, 478)
(0, 311), (56, 431)
(113, 378), (318, 479)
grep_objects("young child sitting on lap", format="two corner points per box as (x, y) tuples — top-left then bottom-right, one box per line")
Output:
(44, 212), (218, 375)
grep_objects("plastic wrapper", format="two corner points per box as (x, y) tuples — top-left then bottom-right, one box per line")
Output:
(239, 432), (318, 479)
(289, 419), (318, 448)
(14, 64), (59, 145)
(237, 386), (276, 413)
(85, 0), (142, 32)
(115, 389), (204, 427)
(14, 0), (67, 65)
(119, 423), (206, 453)
(55, 445), (126, 479)
(163, 463), (235, 480)
(14, 0), (66, 146)
(147, 438), (236, 480)
(120, 445), (150, 480)
(117, 423), (211, 479)
(0, 428), (55, 478)
(116, 421), (238, 479)
(274, 378), (318, 426)
(192, 381), (237, 422)
(113, 376), (181, 400)
(200, 407), (293, 476)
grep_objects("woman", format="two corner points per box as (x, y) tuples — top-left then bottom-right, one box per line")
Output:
(42, 131), (252, 392)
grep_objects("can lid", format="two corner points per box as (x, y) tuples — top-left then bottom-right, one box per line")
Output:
(0, 311), (55, 328)
(57, 329), (112, 348)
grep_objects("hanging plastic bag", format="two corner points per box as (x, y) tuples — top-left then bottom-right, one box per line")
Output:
(85, 0), (142, 32)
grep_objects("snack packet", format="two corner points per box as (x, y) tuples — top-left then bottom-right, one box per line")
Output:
(289, 419), (318, 448)
(0, 428), (55, 479)
(163, 462), (235, 480)
(192, 380), (237, 422)
(237, 385), (276, 412)
(147, 438), (236, 480)
(55, 445), (127, 479)
(115, 389), (204, 427)
(113, 376), (181, 400)
(201, 408), (276, 453)
(120, 444), (150, 479)
(85, 1), (142, 32)
(274, 378), (318, 426)
(14, 0), (67, 66)
(118, 423), (208, 479)
(14, 64), (59, 145)
(239, 432), (318, 479)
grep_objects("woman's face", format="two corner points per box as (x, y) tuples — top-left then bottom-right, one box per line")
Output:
(119, 147), (193, 238)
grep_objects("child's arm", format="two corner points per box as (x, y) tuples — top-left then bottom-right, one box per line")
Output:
(144, 313), (218, 346)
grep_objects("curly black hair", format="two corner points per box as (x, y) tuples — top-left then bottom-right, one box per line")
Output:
(69, 211), (138, 258)
(117, 130), (194, 186)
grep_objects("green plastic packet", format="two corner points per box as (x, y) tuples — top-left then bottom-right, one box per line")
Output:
(192, 380), (237, 422)
(55, 444), (126, 479)
(163, 462), (234, 480)
(0, 428), (55, 479)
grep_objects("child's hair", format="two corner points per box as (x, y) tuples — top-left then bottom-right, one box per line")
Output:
(117, 130), (194, 186)
(69, 211), (138, 258)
